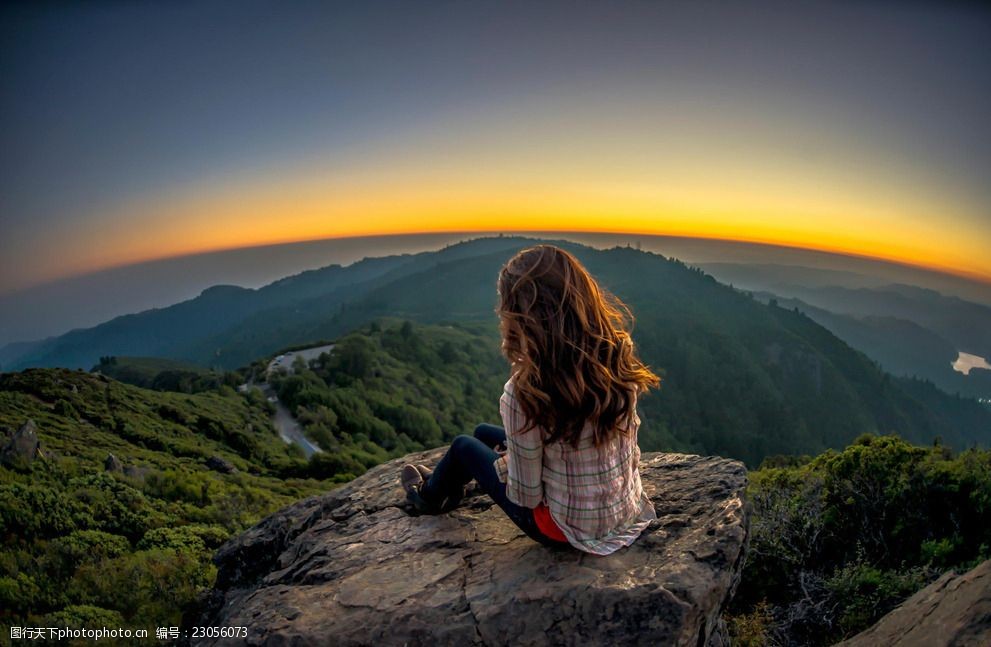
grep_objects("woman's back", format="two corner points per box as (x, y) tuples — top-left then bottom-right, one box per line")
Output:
(499, 379), (656, 555)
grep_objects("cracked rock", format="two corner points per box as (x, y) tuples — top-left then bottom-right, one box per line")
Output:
(186, 448), (750, 646)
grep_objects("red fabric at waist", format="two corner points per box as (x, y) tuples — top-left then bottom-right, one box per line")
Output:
(534, 502), (568, 542)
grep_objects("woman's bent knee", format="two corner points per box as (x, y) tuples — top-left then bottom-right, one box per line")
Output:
(450, 434), (474, 452)
(473, 423), (506, 447)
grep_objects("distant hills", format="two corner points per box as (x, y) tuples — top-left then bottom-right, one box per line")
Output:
(763, 282), (991, 360)
(0, 237), (525, 372)
(746, 291), (991, 400)
(698, 261), (991, 399)
(2, 236), (988, 466)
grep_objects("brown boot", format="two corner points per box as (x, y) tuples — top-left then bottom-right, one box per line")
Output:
(401, 464), (424, 493)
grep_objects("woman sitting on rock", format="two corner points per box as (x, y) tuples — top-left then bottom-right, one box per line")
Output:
(401, 244), (661, 555)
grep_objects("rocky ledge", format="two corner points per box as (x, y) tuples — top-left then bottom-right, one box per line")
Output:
(188, 447), (750, 646)
(835, 558), (991, 647)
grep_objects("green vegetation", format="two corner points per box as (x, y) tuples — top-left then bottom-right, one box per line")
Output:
(313, 241), (991, 466)
(0, 319), (508, 638)
(91, 355), (234, 394)
(759, 292), (991, 402)
(266, 319), (505, 480)
(6, 357), (987, 646)
(3, 254), (990, 644)
(0, 367), (327, 639)
(7, 238), (988, 467)
(727, 434), (991, 645)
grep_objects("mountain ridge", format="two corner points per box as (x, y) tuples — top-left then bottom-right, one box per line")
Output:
(3, 237), (989, 466)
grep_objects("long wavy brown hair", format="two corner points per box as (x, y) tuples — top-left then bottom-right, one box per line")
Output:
(496, 244), (661, 447)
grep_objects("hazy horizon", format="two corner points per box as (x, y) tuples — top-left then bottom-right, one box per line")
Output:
(2, 231), (989, 351)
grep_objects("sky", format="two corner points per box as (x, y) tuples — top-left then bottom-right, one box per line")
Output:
(1, 0), (990, 294)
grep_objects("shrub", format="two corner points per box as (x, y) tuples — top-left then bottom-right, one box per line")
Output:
(137, 525), (228, 553)
(730, 434), (989, 645)
(43, 604), (125, 629)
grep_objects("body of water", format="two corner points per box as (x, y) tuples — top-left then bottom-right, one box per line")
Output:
(952, 351), (991, 375)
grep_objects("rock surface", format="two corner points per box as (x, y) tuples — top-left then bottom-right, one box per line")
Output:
(205, 455), (237, 474)
(1, 419), (40, 467)
(834, 559), (991, 647)
(104, 452), (123, 472)
(189, 448), (750, 646)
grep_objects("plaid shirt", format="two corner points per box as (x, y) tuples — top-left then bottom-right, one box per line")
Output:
(494, 379), (656, 555)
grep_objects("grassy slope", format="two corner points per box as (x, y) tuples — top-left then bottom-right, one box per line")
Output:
(0, 368), (327, 634)
(266, 319), (506, 478)
(90, 355), (219, 391)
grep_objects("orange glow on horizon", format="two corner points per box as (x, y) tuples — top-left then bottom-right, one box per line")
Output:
(7, 74), (991, 297)
(57, 223), (991, 289)
(24, 109), (991, 292)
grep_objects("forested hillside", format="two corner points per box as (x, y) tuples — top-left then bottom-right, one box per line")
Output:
(0, 321), (502, 636)
(0, 368), (326, 634)
(263, 320), (506, 479)
(750, 290), (991, 400)
(1, 238), (526, 372)
(7, 238), (988, 468)
(4, 367), (987, 645)
(303, 241), (990, 466)
(3, 319), (990, 644)
(90, 356), (224, 394)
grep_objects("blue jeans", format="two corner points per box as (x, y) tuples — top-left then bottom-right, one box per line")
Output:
(420, 423), (570, 548)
